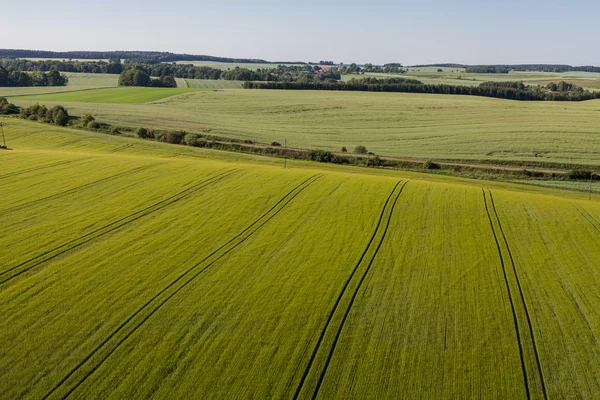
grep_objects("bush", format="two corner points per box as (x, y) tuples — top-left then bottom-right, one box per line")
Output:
(0, 97), (19, 115)
(271, 141), (281, 147)
(183, 133), (205, 147)
(341, 146), (347, 153)
(80, 112), (95, 126)
(424, 160), (441, 170)
(87, 121), (101, 129)
(136, 127), (149, 138)
(354, 145), (368, 154)
(307, 150), (335, 163)
(110, 127), (120, 135)
(156, 131), (185, 144)
(53, 109), (69, 126)
(569, 170), (592, 180)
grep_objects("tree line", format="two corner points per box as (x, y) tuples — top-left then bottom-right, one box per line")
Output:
(244, 78), (600, 101)
(118, 69), (176, 87)
(0, 66), (68, 87)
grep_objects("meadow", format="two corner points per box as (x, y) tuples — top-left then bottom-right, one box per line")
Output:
(5, 88), (600, 167)
(1, 118), (600, 398)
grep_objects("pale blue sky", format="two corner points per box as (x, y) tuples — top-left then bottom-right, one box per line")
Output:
(3, 0), (599, 65)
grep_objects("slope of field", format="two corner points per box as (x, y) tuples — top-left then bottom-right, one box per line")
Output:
(178, 78), (244, 89)
(354, 70), (600, 90)
(171, 60), (305, 69)
(62, 72), (119, 88)
(12, 87), (209, 104)
(1, 119), (600, 399)
(9, 89), (600, 167)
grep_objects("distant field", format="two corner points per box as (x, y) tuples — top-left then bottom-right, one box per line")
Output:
(177, 78), (244, 89)
(355, 69), (600, 90)
(170, 60), (306, 70)
(63, 72), (118, 88)
(11, 87), (209, 104)
(2, 119), (600, 398)
(11, 89), (600, 166)
(18, 57), (109, 62)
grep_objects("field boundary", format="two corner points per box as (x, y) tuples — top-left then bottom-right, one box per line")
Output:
(0, 169), (239, 286)
(42, 174), (322, 400)
(293, 180), (407, 399)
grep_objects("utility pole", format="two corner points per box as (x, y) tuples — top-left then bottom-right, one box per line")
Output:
(284, 138), (287, 169)
(0, 123), (6, 149)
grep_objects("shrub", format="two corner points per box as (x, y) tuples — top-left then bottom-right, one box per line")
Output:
(156, 131), (185, 144)
(307, 150), (335, 163)
(81, 112), (95, 126)
(569, 170), (592, 180)
(0, 97), (19, 115)
(341, 146), (347, 153)
(87, 121), (101, 129)
(53, 110), (69, 126)
(183, 133), (204, 147)
(271, 141), (281, 147)
(354, 145), (368, 154)
(110, 127), (120, 135)
(424, 160), (441, 170)
(136, 127), (149, 138)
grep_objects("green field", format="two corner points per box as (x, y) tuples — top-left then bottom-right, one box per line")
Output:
(6, 89), (600, 167)
(171, 60), (306, 70)
(1, 118), (600, 398)
(354, 70), (600, 91)
(177, 78), (244, 89)
(12, 87), (209, 104)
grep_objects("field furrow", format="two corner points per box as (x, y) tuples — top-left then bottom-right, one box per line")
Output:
(294, 180), (406, 399)
(0, 169), (238, 286)
(42, 174), (322, 400)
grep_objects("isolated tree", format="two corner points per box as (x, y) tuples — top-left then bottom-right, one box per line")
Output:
(354, 145), (368, 154)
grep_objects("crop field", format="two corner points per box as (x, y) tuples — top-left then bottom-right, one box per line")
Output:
(1, 119), (600, 399)
(7, 89), (600, 167)
(170, 60), (306, 70)
(177, 78), (244, 89)
(356, 70), (600, 90)
(10, 87), (209, 104)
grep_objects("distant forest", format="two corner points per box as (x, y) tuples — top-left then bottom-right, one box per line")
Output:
(414, 63), (600, 73)
(0, 49), (304, 65)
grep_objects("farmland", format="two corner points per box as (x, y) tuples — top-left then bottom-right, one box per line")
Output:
(13, 87), (209, 104)
(2, 118), (600, 398)
(5, 88), (600, 167)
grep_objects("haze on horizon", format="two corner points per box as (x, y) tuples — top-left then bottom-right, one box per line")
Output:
(4, 0), (599, 66)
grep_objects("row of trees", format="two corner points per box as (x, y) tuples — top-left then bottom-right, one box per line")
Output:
(244, 78), (600, 101)
(0, 66), (68, 87)
(20, 103), (70, 126)
(0, 58), (123, 74)
(465, 66), (510, 73)
(118, 70), (176, 87)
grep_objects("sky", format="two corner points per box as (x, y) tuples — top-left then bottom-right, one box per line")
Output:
(3, 0), (599, 65)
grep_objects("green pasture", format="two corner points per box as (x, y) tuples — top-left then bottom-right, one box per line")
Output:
(10, 87), (210, 104)
(1, 119), (600, 398)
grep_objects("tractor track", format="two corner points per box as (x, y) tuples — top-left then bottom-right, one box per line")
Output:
(571, 202), (600, 234)
(482, 188), (531, 399)
(0, 169), (238, 286)
(1, 163), (163, 214)
(488, 190), (547, 400)
(293, 181), (406, 400)
(0, 158), (89, 181)
(42, 173), (322, 400)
